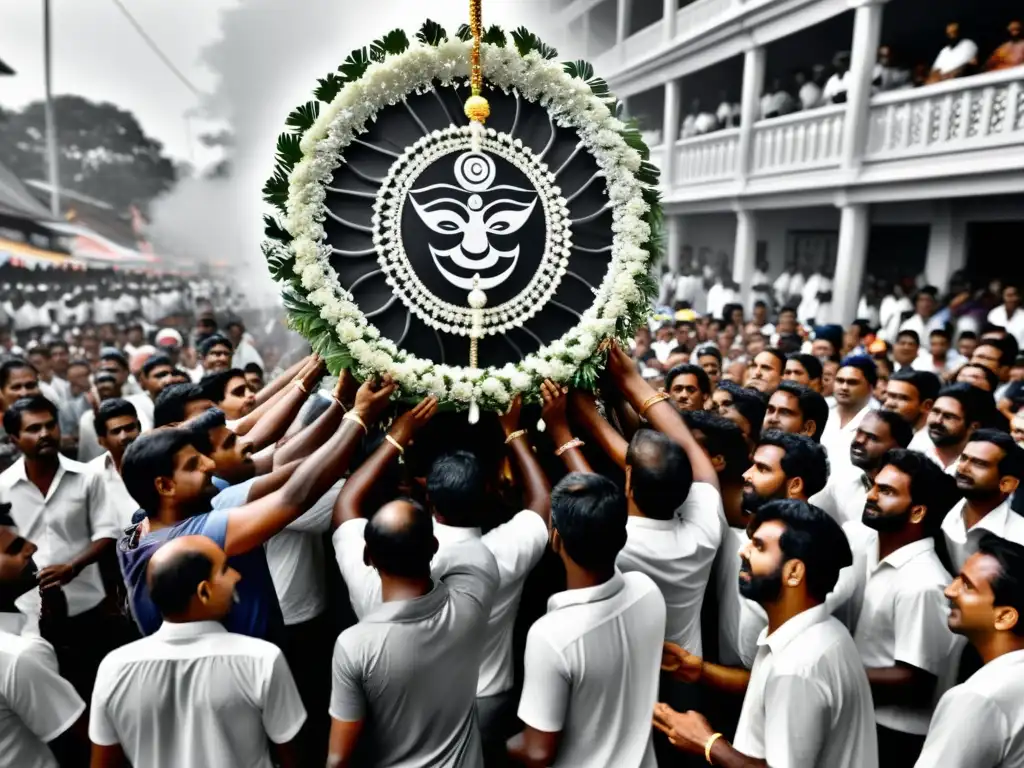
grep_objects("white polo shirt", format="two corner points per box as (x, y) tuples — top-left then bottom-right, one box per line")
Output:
(517, 570), (666, 768)
(0, 455), (120, 618)
(810, 464), (871, 526)
(734, 604), (879, 768)
(852, 538), (959, 734)
(821, 402), (872, 471)
(617, 482), (724, 655)
(87, 452), (139, 530)
(988, 304), (1024, 348)
(916, 648), (1024, 767)
(941, 498), (1024, 572)
(714, 526), (767, 669)
(0, 629), (85, 768)
(89, 621), (306, 768)
(333, 510), (548, 697)
(907, 429), (960, 475)
(931, 38), (979, 74)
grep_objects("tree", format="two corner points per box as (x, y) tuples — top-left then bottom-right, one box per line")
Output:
(0, 95), (177, 211)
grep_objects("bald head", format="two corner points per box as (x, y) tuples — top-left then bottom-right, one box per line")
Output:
(364, 499), (437, 578)
(147, 535), (237, 621)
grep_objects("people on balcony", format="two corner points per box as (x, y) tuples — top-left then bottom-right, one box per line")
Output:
(985, 19), (1024, 72)
(795, 67), (823, 110)
(760, 78), (798, 120)
(680, 99), (719, 138)
(927, 22), (978, 84)
(823, 52), (851, 104)
(715, 90), (741, 129)
(873, 45), (912, 93)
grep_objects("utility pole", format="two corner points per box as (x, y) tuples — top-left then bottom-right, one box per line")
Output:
(43, 0), (60, 217)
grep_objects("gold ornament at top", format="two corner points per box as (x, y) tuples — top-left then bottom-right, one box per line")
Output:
(464, 94), (491, 122)
(465, 0), (489, 125)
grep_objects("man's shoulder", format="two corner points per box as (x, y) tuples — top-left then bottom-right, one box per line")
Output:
(0, 458), (23, 487)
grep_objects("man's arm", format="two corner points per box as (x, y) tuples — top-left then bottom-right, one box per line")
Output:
(327, 719), (365, 768)
(865, 664), (936, 707)
(498, 393), (553, 524)
(235, 358), (325, 450)
(90, 744), (128, 768)
(569, 390), (628, 470)
(251, 354), (311, 409)
(37, 538), (115, 591)
(272, 383), (346, 468)
(534, 382), (593, 477)
(506, 728), (561, 768)
(663, 642), (750, 697)
(607, 343), (719, 489)
(222, 376), (397, 556)
(653, 705), (768, 767)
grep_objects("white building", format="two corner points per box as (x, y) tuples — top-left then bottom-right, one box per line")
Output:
(546, 0), (1024, 323)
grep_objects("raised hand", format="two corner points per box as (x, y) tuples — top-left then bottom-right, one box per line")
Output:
(352, 374), (397, 423)
(389, 396), (439, 447)
(334, 368), (359, 408)
(606, 341), (641, 387)
(652, 704), (716, 756)
(568, 389), (601, 428)
(662, 642), (703, 684)
(540, 380), (570, 433)
(497, 395), (523, 437)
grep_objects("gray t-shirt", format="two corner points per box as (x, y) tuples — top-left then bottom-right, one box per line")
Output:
(330, 539), (499, 767)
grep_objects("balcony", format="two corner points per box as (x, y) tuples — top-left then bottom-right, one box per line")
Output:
(674, 128), (740, 184)
(751, 105), (845, 176)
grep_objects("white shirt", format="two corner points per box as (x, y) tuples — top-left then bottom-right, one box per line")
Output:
(820, 402), (872, 472)
(617, 482), (724, 655)
(87, 452), (138, 530)
(799, 81), (822, 110)
(734, 604), (879, 768)
(232, 341), (264, 371)
(988, 304), (1024, 348)
(89, 621), (306, 768)
(852, 538), (959, 734)
(899, 313), (946, 344)
(0, 455), (120, 617)
(810, 464), (871, 526)
(76, 394), (154, 464)
(823, 72), (850, 103)
(912, 349), (967, 376)
(707, 282), (737, 321)
(0, 630), (85, 768)
(334, 511), (548, 697)
(517, 570), (666, 768)
(932, 38), (979, 74)
(907, 429), (960, 475)
(714, 526), (768, 669)
(942, 498), (1024, 572)
(915, 648), (1024, 767)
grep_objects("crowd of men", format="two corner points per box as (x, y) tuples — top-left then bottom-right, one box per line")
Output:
(0, 268), (1023, 768)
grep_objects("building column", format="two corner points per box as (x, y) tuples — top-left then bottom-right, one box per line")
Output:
(733, 209), (758, 310)
(737, 46), (766, 180)
(581, 10), (592, 59)
(663, 0), (677, 42)
(841, 0), (885, 170)
(616, 0), (632, 45)
(662, 78), (680, 190)
(924, 208), (967, 289)
(665, 213), (685, 275)
(828, 204), (870, 324)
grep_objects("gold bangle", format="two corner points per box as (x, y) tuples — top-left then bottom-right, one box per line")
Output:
(295, 380), (308, 394)
(332, 395), (348, 413)
(385, 434), (405, 454)
(554, 437), (584, 457)
(504, 429), (527, 445)
(639, 392), (670, 417)
(342, 411), (367, 433)
(705, 733), (723, 764)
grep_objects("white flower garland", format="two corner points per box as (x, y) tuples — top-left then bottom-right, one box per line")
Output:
(273, 39), (653, 408)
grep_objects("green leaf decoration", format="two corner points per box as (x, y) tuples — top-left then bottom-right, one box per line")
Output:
(338, 47), (370, 80)
(262, 166), (290, 212)
(563, 60), (595, 81)
(371, 29), (410, 62)
(417, 19), (447, 46)
(275, 132), (303, 169)
(510, 27), (557, 59)
(586, 76), (610, 99)
(535, 39), (559, 60)
(263, 214), (292, 244)
(455, 23), (472, 42)
(482, 25), (506, 47)
(314, 73), (345, 103)
(285, 101), (320, 133)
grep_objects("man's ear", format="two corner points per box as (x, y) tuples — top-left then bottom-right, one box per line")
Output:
(783, 559), (806, 590)
(154, 476), (175, 499)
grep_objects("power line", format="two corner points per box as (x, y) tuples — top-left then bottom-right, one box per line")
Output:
(108, 0), (202, 98)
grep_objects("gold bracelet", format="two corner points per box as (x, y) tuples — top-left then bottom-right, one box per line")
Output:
(704, 733), (723, 764)
(331, 395), (348, 413)
(342, 411), (367, 433)
(639, 392), (670, 417)
(294, 380), (308, 394)
(504, 429), (527, 445)
(385, 434), (404, 454)
(554, 437), (584, 457)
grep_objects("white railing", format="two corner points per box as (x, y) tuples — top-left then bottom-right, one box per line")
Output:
(750, 105), (845, 175)
(866, 68), (1024, 161)
(676, 0), (736, 34)
(674, 128), (740, 183)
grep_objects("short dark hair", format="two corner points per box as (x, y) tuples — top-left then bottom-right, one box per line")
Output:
(99, 349), (128, 370)
(774, 381), (828, 442)
(68, 358), (91, 372)
(364, 498), (435, 579)
(958, 330), (978, 342)
(896, 329), (921, 346)
(198, 334), (233, 357)
(759, 347), (787, 373)
(95, 398), (139, 437)
(626, 429), (693, 519)
(142, 354), (174, 377)
(788, 353), (823, 382)
(665, 364), (710, 395)
(913, 285), (939, 303)
(838, 355), (878, 387)
(779, 306), (797, 317)
(154, 383), (209, 427)
(719, 381), (768, 441)
(936, 383), (991, 427)
(977, 534), (1024, 637)
(551, 472), (627, 572)
(757, 430), (829, 497)
(929, 328), (951, 341)
(27, 344), (50, 359)
(49, 340), (69, 353)
(967, 428), (1024, 479)
(243, 362), (264, 377)
(0, 359), (36, 390)
(121, 428), (197, 515)
(868, 408), (915, 449)
(749, 499), (853, 602)
(696, 345), (723, 365)
(148, 549), (215, 617)
(426, 452), (485, 526)
(880, 449), (961, 536)
(200, 369), (246, 403)
(184, 408), (227, 455)
(889, 369), (941, 404)
(957, 363), (1000, 393)
(681, 410), (751, 481)
(2, 395), (57, 436)
(977, 335), (1019, 367)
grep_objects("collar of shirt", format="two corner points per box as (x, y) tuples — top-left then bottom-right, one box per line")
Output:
(433, 520), (482, 542)
(871, 537), (936, 574)
(758, 603), (830, 654)
(153, 620), (227, 641)
(362, 582), (449, 625)
(980, 648), (1024, 677)
(830, 402), (873, 435)
(942, 498), (1012, 544)
(626, 515), (677, 531)
(1, 453), (82, 497)
(546, 570), (626, 613)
